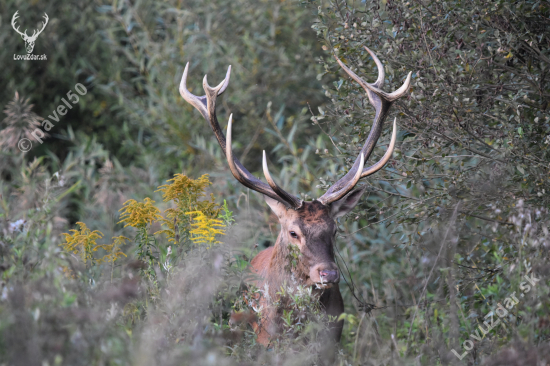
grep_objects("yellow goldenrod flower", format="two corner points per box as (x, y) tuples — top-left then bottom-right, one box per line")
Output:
(61, 222), (104, 265)
(118, 198), (162, 228)
(185, 211), (225, 248)
(156, 173), (219, 216)
(96, 235), (130, 264)
(61, 223), (129, 270)
(155, 174), (220, 243)
(157, 173), (211, 203)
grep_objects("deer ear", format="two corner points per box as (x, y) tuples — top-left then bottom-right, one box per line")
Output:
(264, 195), (288, 218)
(330, 185), (367, 218)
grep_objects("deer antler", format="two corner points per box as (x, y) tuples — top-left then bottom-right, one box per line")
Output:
(179, 63), (303, 209)
(318, 47), (411, 205)
(11, 11), (48, 41)
(28, 13), (49, 41)
(11, 11), (27, 38)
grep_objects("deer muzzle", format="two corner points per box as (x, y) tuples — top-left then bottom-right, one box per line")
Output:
(319, 269), (339, 284)
(310, 263), (340, 285)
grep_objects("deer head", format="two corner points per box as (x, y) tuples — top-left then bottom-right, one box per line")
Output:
(179, 47), (411, 289)
(11, 11), (49, 54)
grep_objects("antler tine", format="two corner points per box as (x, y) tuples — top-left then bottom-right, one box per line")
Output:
(361, 118), (397, 178)
(319, 46), (411, 205)
(363, 46), (385, 88)
(333, 51), (411, 103)
(262, 151), (303, 208)
(226, 115), (302, 208)
(179, 62), (229, 120)
(203, 69), (230, 96)
(34, 13), (49, 37)
(318, 153), (365, 205)
(11, 11), (27, 37)
(180, 63), (302, 208)
(226, 115), (253, 188)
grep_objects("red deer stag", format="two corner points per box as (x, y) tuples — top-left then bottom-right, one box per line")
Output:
(179, 47), (411, 346)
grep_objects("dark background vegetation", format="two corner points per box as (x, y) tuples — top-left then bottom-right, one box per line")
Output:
(0, 0), (549, 364)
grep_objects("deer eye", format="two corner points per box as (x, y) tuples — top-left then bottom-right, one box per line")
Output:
(289, 231), (299, 239)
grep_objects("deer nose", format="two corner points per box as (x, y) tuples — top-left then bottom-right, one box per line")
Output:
(319, 269), (339, 283)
